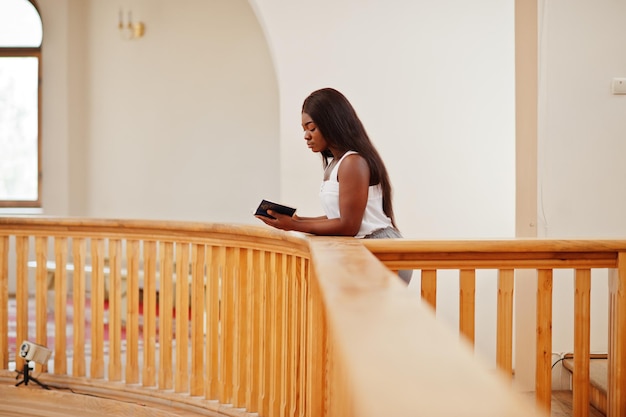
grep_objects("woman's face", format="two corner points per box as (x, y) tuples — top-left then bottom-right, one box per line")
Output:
(302, 112), (329, 153)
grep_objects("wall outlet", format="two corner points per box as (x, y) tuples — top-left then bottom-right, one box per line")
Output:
(612, 78), (626, 94)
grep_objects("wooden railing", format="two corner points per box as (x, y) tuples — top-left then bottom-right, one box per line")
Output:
(361, 238), (626, 417)
(1, 218), (624, 416)
(0, 218), (313, 416)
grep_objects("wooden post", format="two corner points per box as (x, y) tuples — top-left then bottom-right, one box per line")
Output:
(206, 245), (220, 399)
(53, 237), (68, 375)
(189, 243), (206, 396)
(496, 269), (514, 379)
(234, 248), (251, 408)
(34, 237), (48, 374)
(220, 246), (236, 404)
(125, 239), (140, 384)
(0, 236), (8, 369)
(607, 252), (626, 417)
(268, 252), (280, 417)
(536, 269), (553, 414)
(71, 238), (86, 377)
(90, 239), (105, 379)
(573, 268), (591, 417)
(159, 241), (174, 390)
(108, 239), (123, 381)
(421, 269), (437, 310)
(143, 240), (158, 387)
(175, 242), (190, 393)
(459, 269), (476, 346)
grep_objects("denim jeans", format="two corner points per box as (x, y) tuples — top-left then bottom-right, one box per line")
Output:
(363, 227), (413, 284)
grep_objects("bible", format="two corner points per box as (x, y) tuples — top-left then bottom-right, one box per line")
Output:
(254, 199), (296, 219)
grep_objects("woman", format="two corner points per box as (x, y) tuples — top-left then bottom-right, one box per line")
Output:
(257, 87), (411, 283)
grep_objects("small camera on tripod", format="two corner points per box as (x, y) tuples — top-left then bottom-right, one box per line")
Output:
(18, 341), (52, 365)
(16, 341), (52, 389)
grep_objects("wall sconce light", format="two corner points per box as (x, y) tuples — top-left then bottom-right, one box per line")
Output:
(118, 9), (145, 40)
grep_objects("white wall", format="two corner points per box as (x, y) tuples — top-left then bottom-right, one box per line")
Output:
(539, 0), (626, 240)
(513, 0), (626, 390)
(38, 0), (72, 215)
(250, 0), (516, 241)
(538, 0), (626, 365)
(38, 0), (280, 224)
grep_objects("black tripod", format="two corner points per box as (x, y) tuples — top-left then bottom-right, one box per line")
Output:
(15, 361), (50, 390)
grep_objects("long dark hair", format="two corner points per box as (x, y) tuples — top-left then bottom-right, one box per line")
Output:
(302, 88), (397, 227)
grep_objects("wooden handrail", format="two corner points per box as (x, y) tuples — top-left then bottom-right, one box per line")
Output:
(361, 239), (622, 270)
(1, 218), (625, 416)
(308, 237), (545, 417)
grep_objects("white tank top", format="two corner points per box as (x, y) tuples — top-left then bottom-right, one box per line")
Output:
(319, 151), (392, 238)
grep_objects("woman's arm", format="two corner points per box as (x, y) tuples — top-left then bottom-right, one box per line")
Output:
(292, 214), (328, 221)
(256, 154), (369, 236)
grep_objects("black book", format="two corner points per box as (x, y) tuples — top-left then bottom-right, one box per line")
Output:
(255, 199), (296, 219)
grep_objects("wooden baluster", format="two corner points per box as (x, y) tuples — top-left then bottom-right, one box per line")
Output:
(34, 236), (48, 373)
(608, 252), (626, 417)
(0, 236), (8, 369)
(234, 248), (250, 408)
(246, 249), (261, 412)
(15, 236), (29, 372)
(53, 237), (68, 375)
(421, 269), (437, 310)
(175, 242), (190, 393)
(218, 247), (233, 402)
(221, 246), (236, 404)
(71, 237), (86, 377)
(496, 268), (514, 378)
(297, 258), (309, 417)
(107, 238), (122, 381)
(279, 254), (289, 416)
(307, 267), (326, 417)
(142, 240), (158, 387)
(536, 269), (553, 414)
(260, 250), (271, 416)
(573, 268), (591, 417)
(90, 238), (105, 379)
(159, 241), (174, 390)
(269, 252), (281, 417)
(205, 245), (220, 399)
(125, 239), (140, 384)
(287, 255), (298, 416)
(189, 243), (205, 396)
(459, 269), (476, 346)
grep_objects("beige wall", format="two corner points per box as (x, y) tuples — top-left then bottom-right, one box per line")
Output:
(535, 0), (626, 388)
(38, 0), (279, 223)
(252, 0), (517, 241)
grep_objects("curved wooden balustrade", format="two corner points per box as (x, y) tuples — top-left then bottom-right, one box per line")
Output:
(0, 218), (624, 416)
(0, 218), (312, 417)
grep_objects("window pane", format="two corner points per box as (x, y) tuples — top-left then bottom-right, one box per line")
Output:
(0, 0), (43, 47)
(0, 57), (39, 201)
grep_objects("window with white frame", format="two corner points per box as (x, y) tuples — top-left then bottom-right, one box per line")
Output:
(0, 0), (43, 207)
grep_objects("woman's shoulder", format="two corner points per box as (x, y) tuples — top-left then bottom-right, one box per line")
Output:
(338, 150), (360, 162)
(337, 152), (369, 179)
(337, 151), (365, 167)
